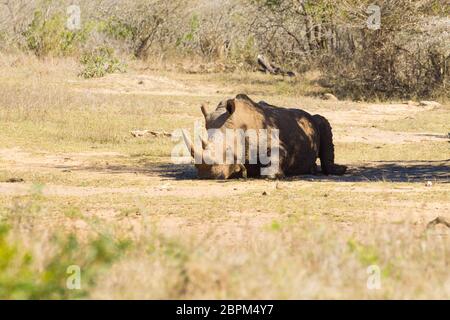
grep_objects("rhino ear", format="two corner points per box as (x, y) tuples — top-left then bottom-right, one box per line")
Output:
(226, 99), (236, 115)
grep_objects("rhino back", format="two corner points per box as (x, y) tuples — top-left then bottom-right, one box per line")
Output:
(259, 103), (320, 175)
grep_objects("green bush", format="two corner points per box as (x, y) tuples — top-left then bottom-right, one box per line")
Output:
(0, 224), (129, 299)
(23, 10), (89, 57)
(79, 47), (126, 79)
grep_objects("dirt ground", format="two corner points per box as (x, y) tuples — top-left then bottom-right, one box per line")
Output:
(0, 55), (449, 299)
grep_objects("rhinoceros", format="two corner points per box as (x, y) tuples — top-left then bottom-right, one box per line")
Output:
(182, 94), (347, 179)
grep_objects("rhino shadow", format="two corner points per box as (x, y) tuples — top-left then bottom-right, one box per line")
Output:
(156, 160), (450, 183)
(51, 159), (449, 183)
(285, 160), (450, 183)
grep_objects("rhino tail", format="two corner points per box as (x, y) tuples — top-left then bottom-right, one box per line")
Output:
(313, 114), (347, 176)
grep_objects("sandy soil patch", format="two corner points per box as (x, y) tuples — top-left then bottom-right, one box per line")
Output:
(70, 73), (221, 97)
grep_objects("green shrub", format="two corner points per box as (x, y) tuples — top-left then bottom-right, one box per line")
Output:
(79, 47), (126, 79)
(0, 224), (129, 299)
(23, 10), (89, 57)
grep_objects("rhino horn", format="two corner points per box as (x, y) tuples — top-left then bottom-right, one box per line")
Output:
(181, 130), (200, 159)
(181, 130), (214, 163)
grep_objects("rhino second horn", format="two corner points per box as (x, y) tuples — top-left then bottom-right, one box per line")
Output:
(201, 105), (208, 119)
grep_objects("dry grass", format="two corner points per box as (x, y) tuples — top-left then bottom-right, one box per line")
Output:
(0, 53), (449, 299)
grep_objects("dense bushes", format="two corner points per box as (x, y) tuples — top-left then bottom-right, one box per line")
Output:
(321, 1), (449, 99)
(251, 0), (449, 99)
(0, 0), (448, 99)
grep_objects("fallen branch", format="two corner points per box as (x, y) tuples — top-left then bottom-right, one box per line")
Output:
(257, 54), (295, 77)
(131, 130), (172, 138)
(4, 177), (24, 183)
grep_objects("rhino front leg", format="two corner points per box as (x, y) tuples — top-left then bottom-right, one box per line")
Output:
(312, 114), (347, 176)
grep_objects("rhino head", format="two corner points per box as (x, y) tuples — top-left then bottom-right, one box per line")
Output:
(182, 94), (260, 179)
